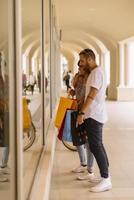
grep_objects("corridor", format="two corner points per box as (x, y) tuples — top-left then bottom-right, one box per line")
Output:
(1, 0), (134, 199)
(50, 101), (134, 200)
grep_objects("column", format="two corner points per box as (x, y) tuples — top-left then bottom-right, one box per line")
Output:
(118, 43), (125, 87)
(100, 53), (104, 68)
(96, 53), (100, 65)
(117, 42), (134, 100)
(28, 55), (32, 75)
(33, 58), (38, 76)
(26, 56), (30, 75)
(125, 43), (131, 87)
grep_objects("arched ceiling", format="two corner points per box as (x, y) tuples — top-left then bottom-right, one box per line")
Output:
(62, 41), (98, 57)
(55, 0), (134, 43)
(22, 0), (41, 35)
(66, 39), (101, 54)
(62, 30), (108, 52)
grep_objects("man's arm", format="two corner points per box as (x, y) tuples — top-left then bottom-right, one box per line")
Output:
(76, 86), (98, 125)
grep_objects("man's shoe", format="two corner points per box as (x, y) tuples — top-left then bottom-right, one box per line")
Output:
(72, 165), (87, 173)
(90, 177), (112, 192)
(77, 172), (101, 183)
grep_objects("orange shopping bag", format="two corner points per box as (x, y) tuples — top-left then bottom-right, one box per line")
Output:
(54, 97), (77, 129)
(23, 98), (31, 129)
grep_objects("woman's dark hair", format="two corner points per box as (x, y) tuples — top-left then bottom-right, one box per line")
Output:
(77, 60), (80, 66)
(79, 48), (96, 60)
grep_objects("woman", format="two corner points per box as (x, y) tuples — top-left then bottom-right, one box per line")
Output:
(69, 61), (95, 180)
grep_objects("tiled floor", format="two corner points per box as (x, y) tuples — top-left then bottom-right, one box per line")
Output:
(50, 101), (134, 200)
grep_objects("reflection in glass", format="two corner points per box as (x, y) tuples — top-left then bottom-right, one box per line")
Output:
(0, 0), (10, 198)
(44, 0), (51, 131)
(22, 0), (43, 198)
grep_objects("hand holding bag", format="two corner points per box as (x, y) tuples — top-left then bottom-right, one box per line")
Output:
(71, 111), (86, 146)
(55, 96), (77, 129)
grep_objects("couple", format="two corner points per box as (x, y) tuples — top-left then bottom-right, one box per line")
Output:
(72, 48), (112, 193)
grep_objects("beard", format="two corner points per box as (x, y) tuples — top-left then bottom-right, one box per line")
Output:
(84, 64), (91, 73)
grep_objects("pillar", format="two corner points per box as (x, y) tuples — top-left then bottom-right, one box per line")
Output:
(118, 43), (125, 87)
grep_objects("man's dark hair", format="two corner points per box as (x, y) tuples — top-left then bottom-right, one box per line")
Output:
(79, 48), (96, 61)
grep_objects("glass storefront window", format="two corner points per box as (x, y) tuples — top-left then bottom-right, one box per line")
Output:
(0, 0), (57, 199)
(22, 0), (43, 198)
(0, 0), (10, 199)
(44, 0), (51, 133)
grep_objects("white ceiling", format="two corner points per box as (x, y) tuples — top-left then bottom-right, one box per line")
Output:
(1, 0), (134, 55)
(22, 0), (41, 36)
(55, 0), (134, 43)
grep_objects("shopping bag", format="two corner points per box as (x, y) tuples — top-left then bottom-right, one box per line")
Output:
(54, 97), (77, 128)
(0, 111), (9, 147)
(62, 110), (73, 142)
(57, 113), (66, 141)
(71, 111), (86, 146)
(23, 98), (31, 129)
(0, 111), (4, 146)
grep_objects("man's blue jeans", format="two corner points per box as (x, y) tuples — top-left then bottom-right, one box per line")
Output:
(85, 118), (109, 178)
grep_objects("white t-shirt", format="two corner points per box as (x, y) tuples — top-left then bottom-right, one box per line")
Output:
(84, 66), (108, 123)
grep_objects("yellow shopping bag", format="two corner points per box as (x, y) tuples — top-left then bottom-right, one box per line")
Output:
(54, 97), (77, 128)
(23, 98), (31, 129)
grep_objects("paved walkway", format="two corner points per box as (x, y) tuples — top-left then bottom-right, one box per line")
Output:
(50, 101), (134, 200)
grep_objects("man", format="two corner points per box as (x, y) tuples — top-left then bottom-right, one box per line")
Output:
(29, 72), (35, 95)
(37, 70), (41, 92)
(68, 70), (73, 88)
(76, 49), (112, 192)
(63, 71), (71, 91)
(22, 71), (27, 89)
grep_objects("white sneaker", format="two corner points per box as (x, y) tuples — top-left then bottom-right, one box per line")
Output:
(90, 177), (112, 192)
(72, 165), (87, 173)
(77, 172), (101, 183)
